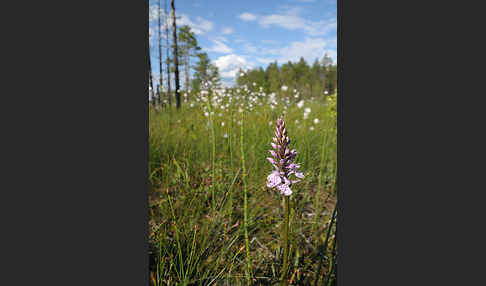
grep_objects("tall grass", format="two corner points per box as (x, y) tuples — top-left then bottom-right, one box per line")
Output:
(149, 89), (337, 285)
(240, 114), (253, 285)
(313, 116), (335, 235)
(314, 204), (337, 286)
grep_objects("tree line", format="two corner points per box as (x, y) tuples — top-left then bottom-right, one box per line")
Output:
(236, 55), (337, 100)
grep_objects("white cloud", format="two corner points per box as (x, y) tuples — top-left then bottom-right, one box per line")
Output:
(214, 54), (254, 79)
(195, 16), (214, 32)
(221, 27), (234, 35)
(260, 14), (335, 36)
(259, 10), (305, 30)
(267, 37), (336, 64)
(229, 36), (336, 70)
(149, 5), (159, 22)
(238, 8), (336, 36)
(243, 43), (258, 54)
(178, 14), (214, 35)
(239, 12), (257, 21)
(205, 40), (233, 54)
(149, 6), (213, 35)
(214, 36), (229, 43)
(256, 57), (274, 65)
(304, 20), (336, 36)
(232, 39), (264, 55)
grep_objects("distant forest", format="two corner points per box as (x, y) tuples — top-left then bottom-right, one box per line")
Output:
(235, 55), (337, 100)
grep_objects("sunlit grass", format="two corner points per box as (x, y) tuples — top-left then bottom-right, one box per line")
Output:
(149, 87), (337, 285)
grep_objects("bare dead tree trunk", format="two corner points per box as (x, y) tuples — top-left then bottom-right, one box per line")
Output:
(164, 0), (172, 107)
(149, 53), (155, 107)
(171, 0), (181, 109)
(156, 84), (160, 108)
(185, 53), (190, 94)
(157, 0), (163, 107)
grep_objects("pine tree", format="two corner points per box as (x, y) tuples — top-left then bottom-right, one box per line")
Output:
(157, 0), (163, 107)
(209, 64), (221, 88)
(295, 57), (311, 98)
(311, 58), (323, 98)
(192, 52), (221, 92)
(280, 61), (296, 93)
(326, 64), (337, 95)
(149, 55), (155, 106)
(266, 61), (280, 94)
(164, 0), (172, 107)
(177, 25), (200, 94)
(236, 68), (247, 87)
(170, 0), (181, 109)
(322, 53), (333, 68)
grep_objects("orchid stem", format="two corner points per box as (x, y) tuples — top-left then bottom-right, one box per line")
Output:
(280, 195), (290, 286)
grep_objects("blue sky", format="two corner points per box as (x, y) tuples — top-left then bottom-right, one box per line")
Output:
(149, 0), (336, 86)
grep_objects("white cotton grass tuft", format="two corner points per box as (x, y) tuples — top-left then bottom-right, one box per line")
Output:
(303, 107), (311, 120)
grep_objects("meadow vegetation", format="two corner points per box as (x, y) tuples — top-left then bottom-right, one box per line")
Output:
(148, 83), (337, 285)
